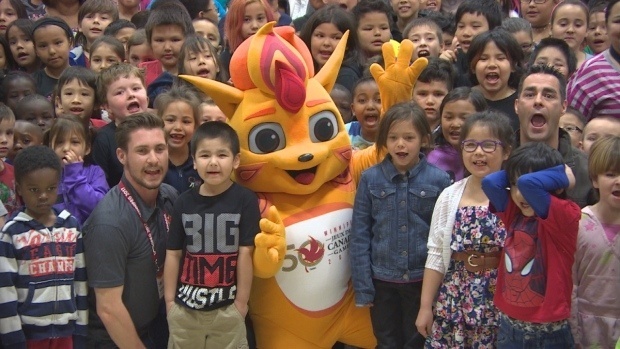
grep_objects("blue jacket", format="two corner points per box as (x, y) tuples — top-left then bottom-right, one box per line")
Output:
(350, 154), (450, 305)
(164, 156), (202, 194)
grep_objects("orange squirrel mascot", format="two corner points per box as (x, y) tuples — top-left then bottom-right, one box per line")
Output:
(182, 22), (427, 348)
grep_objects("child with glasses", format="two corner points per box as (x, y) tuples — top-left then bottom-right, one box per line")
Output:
(416, 111), (514, 348)
(559, 107), (586, 148)
(482, 142), (579, 348)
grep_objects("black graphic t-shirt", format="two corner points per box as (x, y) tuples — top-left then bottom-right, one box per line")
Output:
(167, 183), (260, 311)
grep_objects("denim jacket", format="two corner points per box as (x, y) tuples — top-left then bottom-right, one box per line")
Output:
(350, 154), (450, 306)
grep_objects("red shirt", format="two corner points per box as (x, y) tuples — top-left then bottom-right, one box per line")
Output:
(494, 196), (580, 323)
(0, 162), (17, 215)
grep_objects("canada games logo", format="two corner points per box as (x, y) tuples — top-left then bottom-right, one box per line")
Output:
(296, 236), (325, 272)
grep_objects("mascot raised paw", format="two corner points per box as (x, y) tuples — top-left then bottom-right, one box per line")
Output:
(181, 22), (426, 349)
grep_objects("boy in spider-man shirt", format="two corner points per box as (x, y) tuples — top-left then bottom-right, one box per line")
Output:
(482, 142), (580, 348)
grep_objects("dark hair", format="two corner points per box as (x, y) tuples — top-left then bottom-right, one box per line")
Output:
(0, 102), (15, 122)
(502, 17), (532, 35)
(589, 0), (608, 14)
(145, 2), (194, 44)
(517, 63), (567, 100)
(0, 36), (16, 71)
(455, 0), (502, 31)
(528, 37), (577, 78)
(467, 28), (524, 89)
(191, 121), (240, 156)
(505, 142), (565, 192)
(417, 57), (455, 89)
(154, 85), (202, 124)
(299, 5), (361, 72)
(127, 28), (147, 50)
(45, 115), (95, 164)
(14, 94), (52, 121)
(459, 110), (515, 153)
(56, 66), (98, 109)
(1, 0), (27, 22)
(375, 101), (431, 155)
(14, 145), (61, 183)
(78, 0), (119, 24)
(5, 19), (37, 70)
(1, 71), (36, 105)
(606, 0), (620, 23)
(90, 35), (126, 61)
(420, 9), (455, 36)
(178, 0), (211, 19)
(402, 17), (443, 42)
(115, 112), (164, 151)
(131, 10), (151, 29)
(551, 0), (589, 26)
(564, 106), (586, 127)
(351, 76), (377, 96)
(104, 19), (137, 36)
(177, 34), (228, 83)
(352, 0), (393, 25)
(31, 17), (74, 45)
(435, 87), (487, 146)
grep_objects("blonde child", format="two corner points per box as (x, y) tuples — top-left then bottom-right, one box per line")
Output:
(46, 115), (109, 224)
(89, 36), (125, 74)
(571, 135), (620, 348)
(154, 86), (203, 193)
(427, 87), (487, 183)
(550, 0), (590, 69)
(417, 111), (514, 347)
(350, 102), (451, 348)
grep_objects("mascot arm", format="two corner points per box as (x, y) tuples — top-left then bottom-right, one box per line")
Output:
(351, 145), (382, 186)
(370, 40), (428, 114)
(253, 205), (287, 278)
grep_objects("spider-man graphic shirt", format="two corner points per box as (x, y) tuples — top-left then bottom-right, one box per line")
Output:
(493, 196), (580, 323)
(167, 184), (261, 311)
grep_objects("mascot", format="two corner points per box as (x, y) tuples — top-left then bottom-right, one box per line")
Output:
(181, 22), (427, 348)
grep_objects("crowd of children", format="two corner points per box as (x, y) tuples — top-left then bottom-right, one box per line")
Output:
(0, 0), (615, 347)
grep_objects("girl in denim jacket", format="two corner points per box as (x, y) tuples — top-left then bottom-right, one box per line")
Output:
(350, 102), (451, 348)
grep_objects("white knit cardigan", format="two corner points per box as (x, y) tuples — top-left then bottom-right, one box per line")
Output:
(425, 177), (470, 275)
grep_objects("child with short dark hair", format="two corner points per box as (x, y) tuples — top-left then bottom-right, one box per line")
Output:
(331, 83), (353, 124)
(420, 10), (455, 50)
(412, 57), (455, 134)
(502, 17), (534, 65)
(1, 71), (36, 112)
(14, 94), (55, 132)
(163, 121), (260, 348)
(31, 17), (74, 99)
(529, 37), (577, 80)
(192, 17), (221, 53)
(346, 77), (380, 150)
(145, 1), (195, 106)
(403, 18), (443, 61)
(482, 142), (580, 347)
(586, 0), (609, 55)
(55, 66), (107, 129)
(89, 36), (125, 73)
(440, 0), (502, 88)
(0, 145), (88, 349)
(103, 19), (137, 47)
(8, 120), (43, 162)
(72, 0), (119, 67)
(92, 63), (148, 187)
(0, 103), (17, 214)
(559, 106), (586, 148)
(352, 0), (393, 61)
(390, 0), (420, 38)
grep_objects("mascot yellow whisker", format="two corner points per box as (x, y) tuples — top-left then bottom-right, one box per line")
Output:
(181, 22), (426, 348)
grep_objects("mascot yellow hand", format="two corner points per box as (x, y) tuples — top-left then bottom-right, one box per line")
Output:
(369, 39), (428, 113)
(254, 205), (286, 278)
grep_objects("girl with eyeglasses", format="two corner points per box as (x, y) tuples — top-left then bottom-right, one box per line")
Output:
(416, 111), (514, 348)
(521, 0), (561, 44)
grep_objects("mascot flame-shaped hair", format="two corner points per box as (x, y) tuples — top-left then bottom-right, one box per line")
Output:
(182, 22), (426, 348)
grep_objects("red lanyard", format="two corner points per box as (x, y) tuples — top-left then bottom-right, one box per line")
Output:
(119, 181), (170, 275)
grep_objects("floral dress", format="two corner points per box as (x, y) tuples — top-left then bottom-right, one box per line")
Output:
(427, 206), (506, 349)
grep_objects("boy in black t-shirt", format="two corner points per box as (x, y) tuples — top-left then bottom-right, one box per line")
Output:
(163, 121), (260, 349)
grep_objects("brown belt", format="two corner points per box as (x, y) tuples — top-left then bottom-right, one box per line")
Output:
(451, 250), (501, 273)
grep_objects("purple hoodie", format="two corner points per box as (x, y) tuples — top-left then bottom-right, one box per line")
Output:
(54, 162), (109, 224)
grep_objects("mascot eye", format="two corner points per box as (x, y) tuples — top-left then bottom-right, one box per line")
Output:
(309, 111), (338, 143)
(248, 123), (286, 154)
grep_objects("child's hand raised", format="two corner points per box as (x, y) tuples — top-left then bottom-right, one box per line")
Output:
(62, 150), (83, 165)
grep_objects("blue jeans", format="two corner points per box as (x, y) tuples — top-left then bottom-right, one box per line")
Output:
(497, 315), (575, 349)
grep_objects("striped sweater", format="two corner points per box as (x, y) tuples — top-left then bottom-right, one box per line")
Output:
(0, 209), (87, 349)
(567, 50), (620, 121)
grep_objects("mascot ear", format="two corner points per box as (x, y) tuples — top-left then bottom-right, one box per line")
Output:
(178, 75), (244, 118)
(314, 31), (349, 94)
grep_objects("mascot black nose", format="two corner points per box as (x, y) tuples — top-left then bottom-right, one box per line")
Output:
(298, 153), (314, 162)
